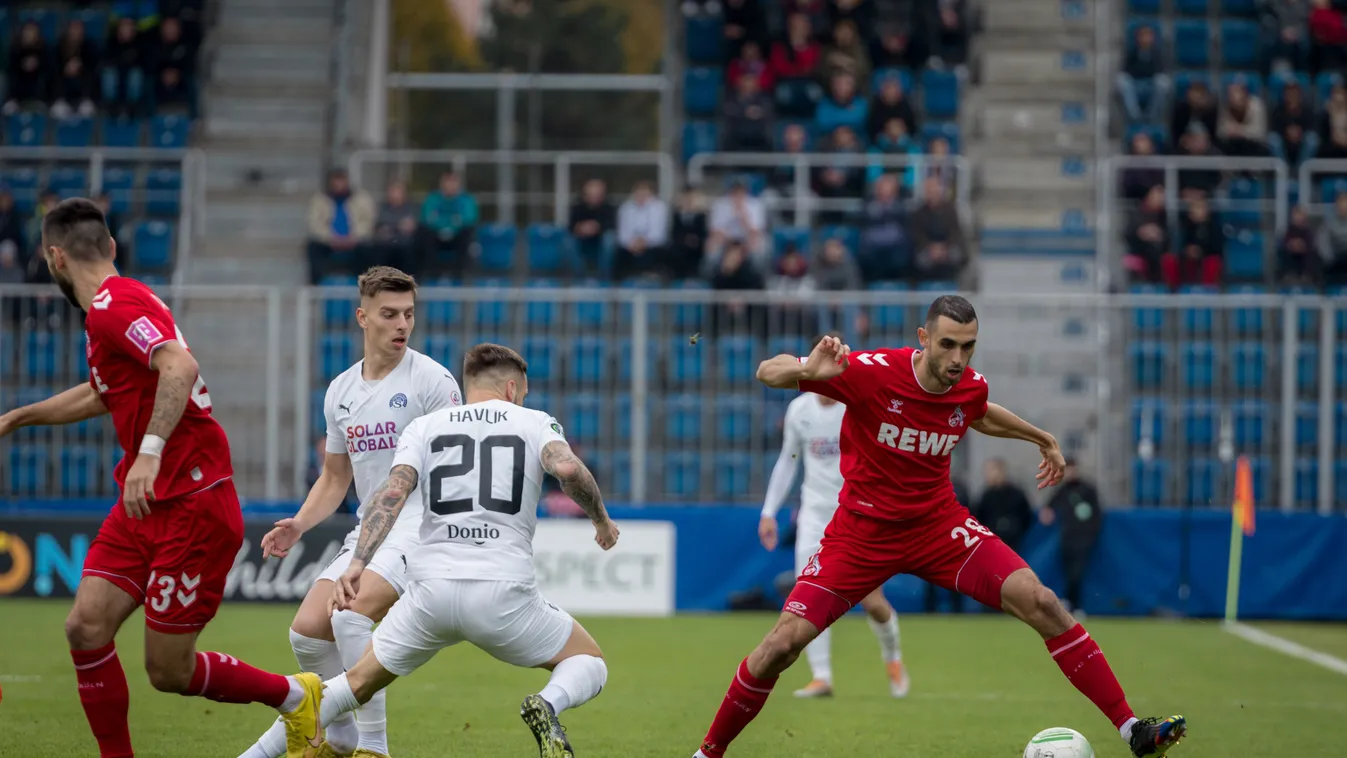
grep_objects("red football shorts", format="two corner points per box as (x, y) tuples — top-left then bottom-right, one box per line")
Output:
(785, 502), (1029, 631)
(83, 479), (244, 634)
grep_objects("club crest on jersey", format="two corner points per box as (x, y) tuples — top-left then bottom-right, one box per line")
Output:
(949, 406), (966, 427)
(389, 392), (408, 409)
(450, 390), (461, 405)
(888, 399), (904, 414)
(800, 552), (822, 577)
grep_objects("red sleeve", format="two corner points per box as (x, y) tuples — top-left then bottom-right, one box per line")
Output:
(799, 348), (891, 404)
(969, 369), (990, 421)
(87, 288), (177, 368)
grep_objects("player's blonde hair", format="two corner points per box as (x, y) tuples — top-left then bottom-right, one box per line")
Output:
(357, 266), (417, 300)
(463, 343), (529, 385)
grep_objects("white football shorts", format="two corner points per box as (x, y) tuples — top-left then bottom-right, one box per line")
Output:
(794, 507), (835, 577)
(314, 518), (420, 595)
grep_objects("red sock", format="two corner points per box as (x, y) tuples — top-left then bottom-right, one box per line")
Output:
(185, 652), (291, 708)
(71, 643), (134, 758)
(699, 659), (779, 757)
(1046, 624), (1135, 729)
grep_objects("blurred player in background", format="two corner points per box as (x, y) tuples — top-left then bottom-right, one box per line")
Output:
(0, 198), (321, 758)
(759, 333), (907, 699)
(290, 344), (617, 758)
(241, 267), (462, 758)
(692, 296), (1187, 758)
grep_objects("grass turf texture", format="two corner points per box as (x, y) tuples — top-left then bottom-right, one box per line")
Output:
(1, 600), (1344, 757)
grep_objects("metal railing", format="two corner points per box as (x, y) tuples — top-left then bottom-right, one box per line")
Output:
(1296, 158), (1347, 209)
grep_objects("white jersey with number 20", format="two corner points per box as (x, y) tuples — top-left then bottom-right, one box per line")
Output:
(391, 399), (566, 584)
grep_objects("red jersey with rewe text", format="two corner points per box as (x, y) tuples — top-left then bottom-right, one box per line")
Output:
(798, 346), (988, 520)
(85, 276), (233, 502)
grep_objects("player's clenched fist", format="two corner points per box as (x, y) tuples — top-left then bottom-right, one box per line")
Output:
(261, 518), (304, 559)
(122, 454), (160, 519)
(593, 519), (620, 550)
(802, 335), (850, 382)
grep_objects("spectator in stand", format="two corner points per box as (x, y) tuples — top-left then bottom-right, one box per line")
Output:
(867, 117), (921, 195)
(815, 72), (867, 136)
(911, 175), (967, 281)
(1177, 123), (1223, 198)
(1279, 204), (1321, 285)
(870, 24), (925, 71)
(830, 0), (878, 34)
(1171, 80), (1219, 142)
(723, 0), (768, 59)
(770, 13), (822, 86)
(814, 125), (865, 224)
(708, 177), (768, 266)
(710, 239), (767, 333)
(1315, 191), (1347, 284)
(1122, 131), (1165, 202)
(1123, 185), (1169, 283)
(0, 188), (24, 252)
(858, 173), (912, 281)
(4, 21), (53, 115)
(419, 170), (478, 278)
(1317, 83), (1347, 159)
(306, 168), (375, 285)
(812, 236), (863, 290)
(373, 180), (419, 275)
(974, 458), (1034, 563)
(769, 122), (810, 194)
(866, 72), (917, 143)
(819, 20), (871, 85)
(669, 186), (709, 280)
(722, 72), (776, 151)
(568, 178), (616, 276)
(1164, 195), (1223, 289)
(1269, 80), (1318, 168)
(1259, 0), (1310, 72)
(770, 243), (820, 335)
(51, 19), (99, 120)
(1116, 23), (1171, 126)
(1309, 0), (1347, 74)
(930, 0), (970, 71)
(614, 180), (669, 281)
(102, 17), (146, 119)
(1218, 80), (1271, 156)
(921, 135), (957, 200)
(781, 0), (831, 39)
(149, 16), (197, 114)
(728, 40), (774, 93)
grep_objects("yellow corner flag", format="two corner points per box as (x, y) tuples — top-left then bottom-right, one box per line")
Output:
(1225, 456), (1256, 621)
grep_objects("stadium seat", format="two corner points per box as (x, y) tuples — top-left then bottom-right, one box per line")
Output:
(1221, 20), (1261, 68)
(714, 452), (754, 499)
(1295, 458), (1318, 508)
(717, 336), (757, 384)
(566, 393), (604, 445)
(666, 336), (706, 384)
(1130, 341), (1168, 389)
(309, 389), (326, 436)
(1247, 456), (1272, 504)
(1232, 400), (1269, 448)
(662, 452), (702, 498)
(1295, 401), (1318, 448)
(715, 395), (754, 444)
(319, 333), (355, 381)
(422, 294), (463, 330)
(569, 284), (610, 330)
(1230, 341), (1265, 391)
(6, 112), (47, 147)
(1339, 402), (1347, 447)
(23, 331), (61, 381)
(685, 15), (723, 64)
(869, 281), (909, 335)
(772, 227), (811, 258)
(920, 121), (961, 153)
(0, 332), (13, 377)
(684, 67), (724, 116)
(1174, 20), (1210, 67)
(1338, 344), (1347, 391)
(145, 168), (183, 216)
(70, 415), (103, 443)
(55, 116), (94, 147)
(1128, 0), (1160, 11)
(1339, 460), (1347, 507)
(1316, 71), (1343, 105)
(150, 114), (190, 149)
(477, 224), (516, 271)
(1224, 229), (1264, 280)
(526, 224), (566, 273)
(48, 167), (89, 199)
(664, 394), (702, 443)
(523, 390), (548, 412)
(818, 224), (860, 254)
(474, 278), (510, 327)
(1228, 284), (1265, 336)
(1173, 0), (1207, 12)
(423, 336), (458, 371)
(1221, 70), (1263, 98)
(872, 68), (915, 96)
(1182, 399), (1216, 449)
(1297, 342), (1319, 393)
(1132, 397), (1167, 447)
(520, 337), (558, 381)
(920, 69), (960, 119)
(61, 446), (101, 495)
(1131, 458), (1170, 505)
(1186, 457), (1218, 505)
(523, 278), (558, 327)
(101, 167), (135, 214)
(766, 336), (808, 362)
(1129, 283), (1167, 333)
(774, 78), (821, 118)
(1269, 71), (1312, 107)
(762, 397), (790, 443)
(1181, 341), (1215, 391)
(672, 279), (710, 332)
(101, 116), (143, 148)
(604, 450), (632, 498)
(1179, 285), (1216, 334)
(9, 445), (50, 495)
(133, 220), (173, 271)
(614, 394), (633, 442)
(616, 338), (660, 384)
(3, 167), (40, 212)
(1224, 177), (1261, 228)
(682, 121), (720, 163)
(320, 291), (350, 328)
(1224, 0), (1258, 14)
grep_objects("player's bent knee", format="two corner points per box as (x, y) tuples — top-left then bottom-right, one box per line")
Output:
(145, 658), (194, 693)
(64, 608), (115, 649)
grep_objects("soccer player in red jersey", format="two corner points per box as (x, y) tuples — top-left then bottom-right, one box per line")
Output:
(0, 199), (322, 757)
(692, 296), (1187, 758)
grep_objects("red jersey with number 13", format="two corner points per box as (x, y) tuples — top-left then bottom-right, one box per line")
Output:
(798, 346), (988, 521)
(85, 276), (233, 502)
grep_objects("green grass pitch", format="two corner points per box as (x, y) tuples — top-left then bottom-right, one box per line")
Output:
(1, 599), (1344, 756)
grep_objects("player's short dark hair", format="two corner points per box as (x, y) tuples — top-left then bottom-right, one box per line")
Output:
(41, 198), (112, 261)
(925, 295), (977, 330)
(810, 330), (843, 352)
(357, 266), (416, 300)
(463, 343), (528, 384)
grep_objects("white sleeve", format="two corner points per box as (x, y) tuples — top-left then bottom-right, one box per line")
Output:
(420, 362), (463, 412)
(324, 383), (346, 455)
(539, 413), (567, 449)
(762, 405), (803, 518)
(391, 416), (428, 477)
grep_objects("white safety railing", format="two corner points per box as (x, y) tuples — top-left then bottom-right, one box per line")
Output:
(1296, 158), (1347, 209)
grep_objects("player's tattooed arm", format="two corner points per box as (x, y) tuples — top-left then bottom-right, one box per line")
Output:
(351, 464), (419, 564)
(541, 440), (609, 523)
(144, 341), (199, 440)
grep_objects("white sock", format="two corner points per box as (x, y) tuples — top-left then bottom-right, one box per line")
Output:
(319, 674), (362, 755)
(538, 655), (608, 715)
(331, 610), (388, 755)
(868, 613), (902, 663)
(802, 628), (833, 683)
(1120, 716), (1140, 742)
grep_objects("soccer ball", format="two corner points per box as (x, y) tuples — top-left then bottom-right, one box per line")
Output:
(1023, 727), (1093, 758)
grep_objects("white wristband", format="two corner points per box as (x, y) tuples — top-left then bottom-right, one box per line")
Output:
(139, 434), (166, 458)
(798, 356), (809, 363)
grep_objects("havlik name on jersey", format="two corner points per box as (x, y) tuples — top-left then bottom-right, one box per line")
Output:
(876, 423), (961, 456)
(347, 420), (400, 454)
(443, 407), (510, 425)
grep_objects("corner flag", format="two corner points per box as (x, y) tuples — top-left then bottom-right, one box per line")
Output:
(1224, 455), (1255, 621)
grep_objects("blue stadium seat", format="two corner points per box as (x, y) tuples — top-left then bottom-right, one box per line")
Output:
(1132, 458), (1170, 505)
(818, 224), (860, 254)
(872, 67), (915, 95)
(1186, 457), (1218, 504)
(70, 415), (103, 443)
(1132, 397), (1167, 447)
(1173, 70), (1212, 100)
(1297, 342), (1319, 393)
(566, 393), (603, 444)
(1181, 341), (1215, 391)
(49, 167), (89, 199)
(1224, 0), (1257, 14)
(766, 335), (808, 361)
(616, 338), (660, 384)
(717, 336), (757, 384)
(423, 336), (458, 371)
(684, 67), (724, 116)
(1321, 177), (1347, 204)
(522, 278), (558, 327)
(1130, 341), (1168, 388)
(1128, 0), (1159, 10)
(614, 394), (634, 442)
(1221, 20), (1261, 68)
(1221, 70), (1263, 98)
(1179, 285), (1216, 333)
(672, 279), (710, 332)
(666, 336), (706, 383)
(145, 168), (182, 216)
(662, 452), (701, 497)
(0, 332), (13, 377)
(664, 394), (702, 443)
(1295, 401), (1318, 448)
(133, 220), (173, 271)
(319, 333), (355, 381)
(1269, 71), (1312, 107)
(520, 337), (558, 381)
(569, 284), (610, 330)
(1316, 71), (1343, 105)
(715, 395), (754, 444)
(1247, 456), (1272, 504)
(474, 278), (509, 327)
(1173, 0), (1207, 12)
(526, 224), (565, 273)
(1339, 402), (1347, 448)
(101, 116), (143, 148)
(685, 15), (723, 64)
(1129, 283), (1167, 333)
(61, 446), (101, 495)
(100, 167), (135, 214)
(682, 121), (720, 163)
(1295, 458), (1318, 508)
(1174, 20), (1210, 67)
(150, 114), (190, 149)
(24, 331), (61, 380)
(1224, 229), (1264, 280)
(522, 390), (548, 413)
(772, 227), (811, 258)
(920, 69), (960, 119)
(1339, 460), (1347, 507)
(18, 7), (59, 40)
(1228, 284), (1265, 335)
(774, 78), (820, 117)
(602, 450), (631, 498)
(320, 291), (350, 328)
(55, 116), (94, 147)
(1338, 344), (1347, 391)
(1182, 399), (1216, 449)
(1232, 400), (1269, 448)
(3, 167), (40, 212)
(920, 121), (961, 153)
(310, 389), (326, 436)
(869, 281), (909, 334)
(9, 445), (50, 495)
(714, 451), (754, 499)
(1230, 341), (1265, 391)
(477, 224), (516, 271)
(1224, 177), (1262, 228)
(422, 293), (463, 330)
(762, 397), (790, 441)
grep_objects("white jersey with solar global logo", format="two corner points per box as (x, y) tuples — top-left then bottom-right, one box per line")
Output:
(763, 393), (847, 573)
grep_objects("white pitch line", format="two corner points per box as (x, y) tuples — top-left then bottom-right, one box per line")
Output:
(1222, 621), (1347, 677)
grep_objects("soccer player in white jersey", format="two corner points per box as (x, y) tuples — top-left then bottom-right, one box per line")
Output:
(759, 332), (909, 700)
(242, 267), (462, 758)
(274, 343), (618, 758)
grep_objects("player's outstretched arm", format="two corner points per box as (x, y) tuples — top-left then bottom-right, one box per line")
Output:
(756, 335), (850, 389)
(970, 402), (1066, 489)
(0, 383), (107, 436)
(541, 440), (619, 550)
(262, 452), (354, 558)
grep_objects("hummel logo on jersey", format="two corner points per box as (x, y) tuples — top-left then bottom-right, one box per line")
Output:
(91, 291), (113, 310)
(854, 352), (889, 366)
(888, 399), (904, 414)
(948, 406), (966, 427)
(876, 422), (960, 456)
